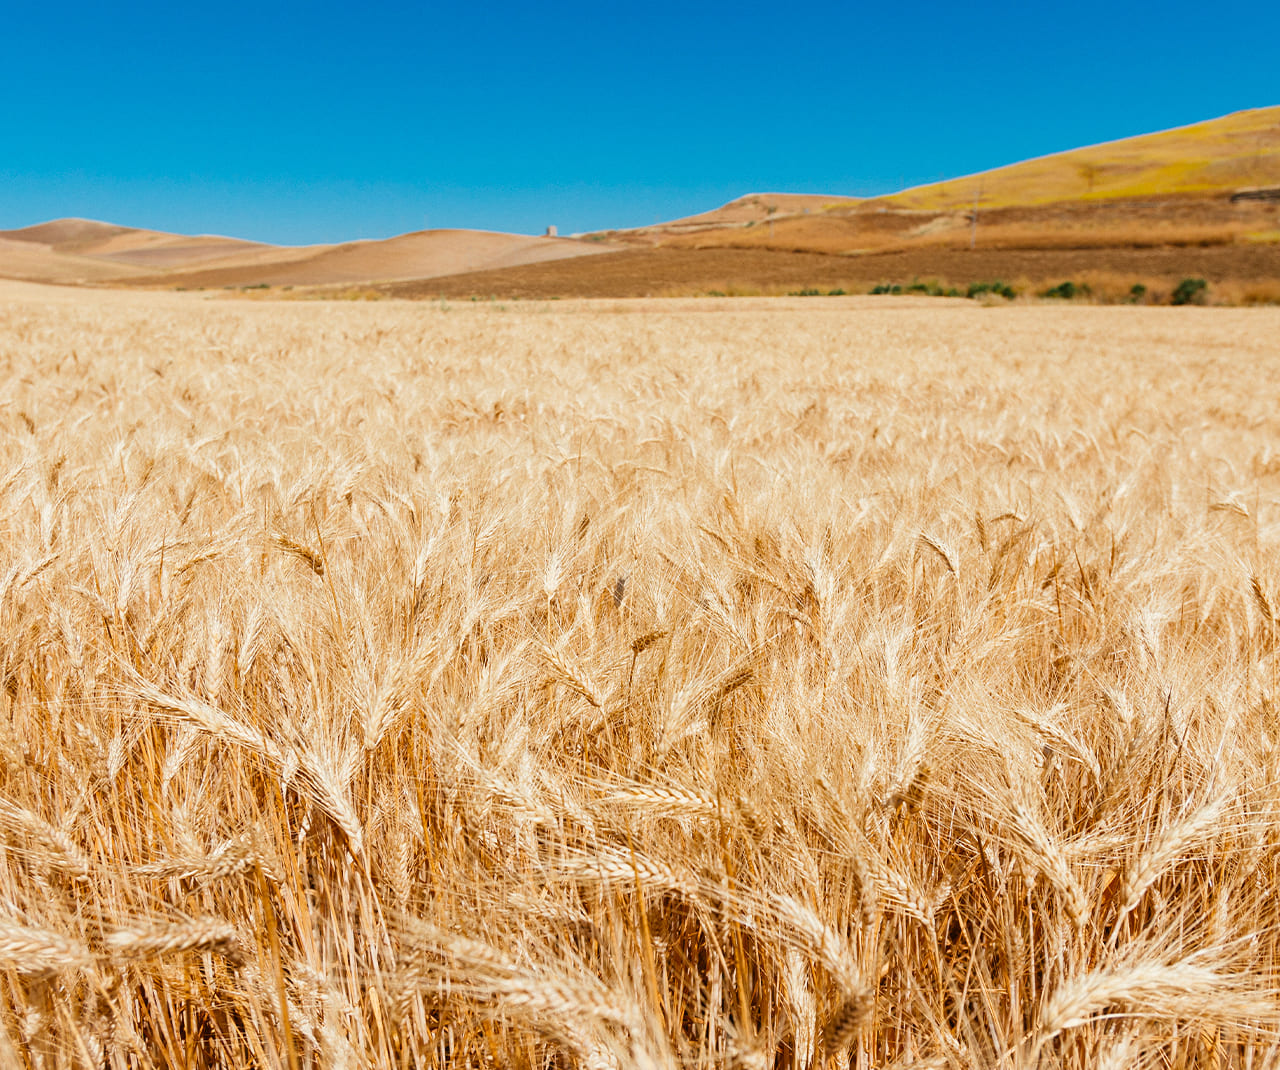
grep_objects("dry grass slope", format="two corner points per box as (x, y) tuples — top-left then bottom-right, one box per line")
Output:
(591, 108), (1280, 268)
(885, 105), (1280, 210)
(1, 285), (1280, 1067)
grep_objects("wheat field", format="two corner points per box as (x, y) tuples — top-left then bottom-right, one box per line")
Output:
(2, 283), (1280, 1068)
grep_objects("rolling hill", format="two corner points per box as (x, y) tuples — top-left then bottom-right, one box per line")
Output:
(0, 219), (271, 284)
(1, 106), (1275, 298)
(887, 105), (1280, 210)
(0, 219), (618, 289)
(589, 106), (1280, 258)
(117, 229), (621, 289)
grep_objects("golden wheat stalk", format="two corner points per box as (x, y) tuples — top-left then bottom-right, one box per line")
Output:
(1032, 962), (1274, 1055)
(1009, 802), (1091, 928)
(1117, 794), (1231, 921)
(105, 918), (244, 966)
(0, 919), (93, 975)
(0, 799), (91, 880)
(599, 783), (718, 818)
(540, 642), (605, 709)
(122, 668), (286, 764)
(557, 845), (703, 899)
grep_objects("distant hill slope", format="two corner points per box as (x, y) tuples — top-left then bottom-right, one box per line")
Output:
(0, 236), (151, 284)
(590, 107), (1280, 257)
(118, 229), (620, 289)
(0, 218), (275, 285)
(2, 218), (147, 250)
(623, 193), (861, 234)
(884, 106), (1280, 211)
(3, 107), (1275, 292)
(0, 219), (617, 289)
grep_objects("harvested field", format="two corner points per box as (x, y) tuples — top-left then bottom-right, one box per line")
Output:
(2, 283), (1280, 1066)
(385, 241), (1280, 299)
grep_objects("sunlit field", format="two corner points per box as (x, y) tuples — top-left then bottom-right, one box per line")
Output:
(3, 284), (1280, 1068)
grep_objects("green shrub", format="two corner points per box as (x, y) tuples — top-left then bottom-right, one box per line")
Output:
(706, 290), (727, 298)
(1171, 278), (1208, 306)
(788, 288), (824, 297)
(870, 282), (963, 298)
(967, 281), (1016, 300)
(1041, 281), (1090, 300)
(827, 288), (846, 296)
(1128, 283), (1147, 303)
(902, 279), (951, 297)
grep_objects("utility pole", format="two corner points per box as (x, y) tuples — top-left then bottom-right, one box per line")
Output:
(969, 185), (981, 250)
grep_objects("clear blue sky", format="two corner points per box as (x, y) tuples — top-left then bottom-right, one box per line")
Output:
(2, 1), (1275, 244)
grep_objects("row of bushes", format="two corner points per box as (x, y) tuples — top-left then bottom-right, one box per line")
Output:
(870, 280), (1016, 299)
(1038, 278), (1208, 305)
(872, 281), (960, 297)
(861, 277), (1211, 305)
(705, 278), (1215, 304)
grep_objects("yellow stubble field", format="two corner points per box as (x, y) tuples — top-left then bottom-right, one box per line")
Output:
(2, 280), (1280, 1067)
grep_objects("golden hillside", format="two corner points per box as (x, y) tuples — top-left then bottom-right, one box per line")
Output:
(886, 105), (1280, 211)
(592, 107), (1280, 259)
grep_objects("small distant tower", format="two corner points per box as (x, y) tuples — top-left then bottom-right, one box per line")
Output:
(545, 224), (558, 237)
